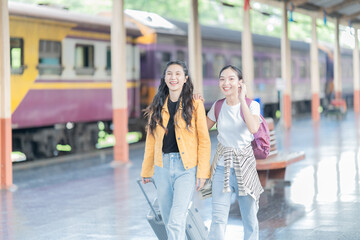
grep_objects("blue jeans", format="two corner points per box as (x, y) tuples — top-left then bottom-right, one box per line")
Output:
(153, 153), (196, 240)
(209, 166), (259, 240)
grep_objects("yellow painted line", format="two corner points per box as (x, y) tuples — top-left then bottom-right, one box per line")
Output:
(31, 81), (139, 90)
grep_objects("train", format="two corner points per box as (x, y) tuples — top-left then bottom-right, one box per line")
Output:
(8, 2), (353, 161)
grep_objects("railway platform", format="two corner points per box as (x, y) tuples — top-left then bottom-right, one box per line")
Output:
(2, 112), (360, 240)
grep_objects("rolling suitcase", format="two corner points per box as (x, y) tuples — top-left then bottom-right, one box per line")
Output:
(185, 201), (208, 240)
(137, 179), (208, 240)
(137, 179), (167, 240)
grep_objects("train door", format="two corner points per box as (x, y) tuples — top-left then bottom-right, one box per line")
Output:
(126, 43), (140, 119)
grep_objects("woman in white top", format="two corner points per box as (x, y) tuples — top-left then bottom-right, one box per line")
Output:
(207, 65), (263, 240)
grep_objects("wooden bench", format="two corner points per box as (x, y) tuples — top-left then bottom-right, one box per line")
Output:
(256, 118), (305, 190)
(324, 98), (347, 119)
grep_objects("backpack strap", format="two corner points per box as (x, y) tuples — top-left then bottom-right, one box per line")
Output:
(240, 97), (253, 122)
(214, 98), (225, 122)
(215, 97), (254, 122)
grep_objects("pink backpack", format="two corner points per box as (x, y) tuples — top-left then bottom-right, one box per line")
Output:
(214, 97), (270, 159)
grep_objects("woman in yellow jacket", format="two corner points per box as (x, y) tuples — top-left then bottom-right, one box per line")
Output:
(141, 60), (211, 240)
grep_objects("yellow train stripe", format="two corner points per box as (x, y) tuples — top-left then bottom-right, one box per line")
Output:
(67, 30), (133, 42)
(68, 29), (110, 41)
(10, 15), (76, 28)
(31, 81), (139, 90)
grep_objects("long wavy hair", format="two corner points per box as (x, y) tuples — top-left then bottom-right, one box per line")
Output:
(144, 60), (194, 135)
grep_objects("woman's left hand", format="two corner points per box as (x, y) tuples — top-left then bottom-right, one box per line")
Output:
(196, 178), (206, 191)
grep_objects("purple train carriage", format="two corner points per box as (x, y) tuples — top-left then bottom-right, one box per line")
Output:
(9, 2), (353, 160)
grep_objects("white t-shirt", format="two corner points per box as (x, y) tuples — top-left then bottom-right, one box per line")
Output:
(207, 99), (261, 166)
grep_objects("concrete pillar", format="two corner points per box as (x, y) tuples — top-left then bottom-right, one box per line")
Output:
(111, 0), (129, 164)
(188, 0), (203, 95)
(242, 0), (254, 98)
(353, 28), (360, 113)
(334, 18), (342, 99)
(310, 15), (320, 121)
(281, 2), (292, 128)
(0, 0), (13, 189)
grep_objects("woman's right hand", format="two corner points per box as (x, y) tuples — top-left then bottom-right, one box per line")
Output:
(142, 177), (151, 184)
(196, 178), (206, 191)
(193, 93), (204, 102)
(239, 82), (247, 100)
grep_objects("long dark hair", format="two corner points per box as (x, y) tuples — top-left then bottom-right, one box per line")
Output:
(144, 60), (194, 135)
(219, 65), (243, 81)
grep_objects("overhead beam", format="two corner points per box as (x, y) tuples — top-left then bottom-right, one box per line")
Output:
(254, 0), (282, 8)
(325, 0), (356, 14)
(342, 9), (360, 21)
(254, 0), (360, 27)
(290, 0), (310, 7)
(255, 0), (320, 17)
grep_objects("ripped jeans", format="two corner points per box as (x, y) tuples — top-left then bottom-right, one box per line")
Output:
(153, 152), (196, 240)
(209, 166), (259, 240)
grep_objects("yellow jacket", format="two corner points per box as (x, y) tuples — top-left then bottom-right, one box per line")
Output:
(141, 98), (211, 179)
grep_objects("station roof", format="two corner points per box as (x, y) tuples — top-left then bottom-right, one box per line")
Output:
(125, 9), (185, 35)
(255, 0), (360, 26)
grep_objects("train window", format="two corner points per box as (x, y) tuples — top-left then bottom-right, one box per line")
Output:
(75, 44), (95, 75)
(38, 40), (62, 75)
(126, 44), (134, 80)
(140, 49), (147, 63)
(202, 54), (208, 78)
(274, 58), (296, 78)
(262, 58), (272, 78)
(347, 61), (353, 78)
(213, 54), (226, 78)
(298, 59), (308, 78)
(106, 47), (111, 75)
(319, 62), (326, 78)
(160, 52), (171, 74)
(292, 59), (296, 78)
(177, 50), (185, 61)
(230, 56), (242, 70)
(10, 38), (24, 75)
(341, 58), (352, 79)
(274, 58), (281, 78)
(254, 57), (261, 78)
(140, 49), (149, 78)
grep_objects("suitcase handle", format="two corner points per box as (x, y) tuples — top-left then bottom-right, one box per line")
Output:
(136, 178), (161, 222)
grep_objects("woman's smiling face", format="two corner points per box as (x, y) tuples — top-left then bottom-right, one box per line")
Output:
(165, 64), (187, 94)
(219, 68), (242, 97)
